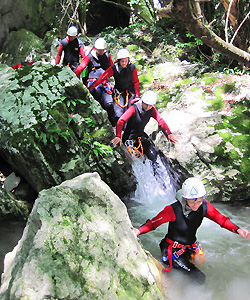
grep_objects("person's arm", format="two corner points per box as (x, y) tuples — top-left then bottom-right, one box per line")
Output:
(78, 38), (85, 58)
(109, 54), (114, 66)
(132, 67), (140, 98)
(112, 106), (136, 146)
(205, 200), (249, 238)
(89, 66), (114, 91)
(55, 43), (63, 65)
(151, 107), (178, 143)
(135, 205), (176, 236)
(74, 56), (90, 77)
(80, 45), (85, 58)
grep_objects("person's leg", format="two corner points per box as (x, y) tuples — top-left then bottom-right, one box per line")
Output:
(172, 253), (206, 284)
(160, 239), (206, 284)
(87, 82), (105, 109)
(102, 92), (117, 127)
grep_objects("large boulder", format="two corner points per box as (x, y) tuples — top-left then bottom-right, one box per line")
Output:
(0, 173), (165, 300)
(1, 29), (45, 66)
(0, 62), (135, 220)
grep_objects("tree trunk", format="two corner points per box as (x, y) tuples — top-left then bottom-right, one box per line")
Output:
(158, 0), (250, 67)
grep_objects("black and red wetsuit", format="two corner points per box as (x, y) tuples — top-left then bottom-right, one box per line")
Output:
(11, 61), (35, 69)
(115, 100), (172, 161)
(139, 199), (239, 283)
(89, 61), (140, 120)
(74, 49), (116, 126)
(75, 48), (113, 79)
(55, 36), (85, 71)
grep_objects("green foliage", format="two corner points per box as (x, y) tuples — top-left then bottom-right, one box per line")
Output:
(61, 96), (86, 112)
(39, 120), (71, 145)
(80, 138), (112, 159)
(212, 97), (250, 181)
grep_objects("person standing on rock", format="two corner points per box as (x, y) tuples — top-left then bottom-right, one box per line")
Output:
(133, 177), (250, 284)
(55, 26), (85, 72)
(112, 90), (178, 164)
(88, 48), (140, 126)
(74, 37), (116, 127)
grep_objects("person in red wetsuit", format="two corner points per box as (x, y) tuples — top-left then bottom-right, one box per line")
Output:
(89, 48), (140, 125)
(112, 90), (177, 164)
(11, 61), (35, 69)
(55, 26), (85, 72)
(74, 37), (116, 126)
(133, 177), (250, 284)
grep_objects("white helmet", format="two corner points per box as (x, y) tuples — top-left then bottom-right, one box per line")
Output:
(117, 48), (130, 60)
(67, 26), (78, 36)
(94, 37), (107, 50)
(182, 177), (206, 199)
(141, 90), (157, 105)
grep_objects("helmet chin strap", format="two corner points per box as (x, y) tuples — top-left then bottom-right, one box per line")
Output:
(176, 189), (192, 216)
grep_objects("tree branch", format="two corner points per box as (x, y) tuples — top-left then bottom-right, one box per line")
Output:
(230, 10), (250, 45)
(157, 0), (250, 67)
(225, 0), (234, 43)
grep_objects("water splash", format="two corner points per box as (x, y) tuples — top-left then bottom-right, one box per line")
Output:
(130, 155), (177, 206)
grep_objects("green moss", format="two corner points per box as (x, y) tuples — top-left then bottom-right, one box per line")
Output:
(214, 82), (236, 95)
(205, 95), (224, 111)
(190, 86), (200, 92)
(176, 78), (193, 86)
(201, 76), (218, 85)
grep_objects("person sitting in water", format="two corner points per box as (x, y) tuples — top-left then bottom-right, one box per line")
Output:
(112, 90), (178, 162)
(89, 48), (140, 125)
(133, 177), (250, 284)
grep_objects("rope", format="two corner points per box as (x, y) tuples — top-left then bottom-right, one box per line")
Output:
(126, 137), (143, 159)
(114, 90), (129, 108)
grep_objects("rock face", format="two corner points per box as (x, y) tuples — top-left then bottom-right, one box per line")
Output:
(147, 62), (250, 201)
(0, 0), (57, 51)
(0, 62), (135, 220)
(1, 29), (46, 66)
(0, 173), (165, 300)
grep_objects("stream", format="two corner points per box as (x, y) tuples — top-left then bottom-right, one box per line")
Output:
(126, 157), (250, 300)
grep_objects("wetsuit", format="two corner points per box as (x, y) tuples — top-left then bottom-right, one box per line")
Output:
(55, 36), (85, 72)
(75, 49), (116, 126)
(115, 100), (172, 162)
(89, 61), (139, 122)
(138, 198), (239, 283)
(11, 61), (35, 69)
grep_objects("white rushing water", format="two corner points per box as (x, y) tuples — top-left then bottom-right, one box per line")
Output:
(126, 157), (250, 300)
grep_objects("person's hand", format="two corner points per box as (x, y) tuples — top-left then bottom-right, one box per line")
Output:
(112, 136), (122, 146)
(131, 97), (140, 105)
(133, 227), (140, 236)
(168, 133), (178, 143)
(237, 228), (250, 239)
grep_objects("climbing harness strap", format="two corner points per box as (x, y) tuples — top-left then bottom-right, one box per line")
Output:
(114, 90), (129, 108)
(124, 137), (143, 159)
(162, 237), (197, 272)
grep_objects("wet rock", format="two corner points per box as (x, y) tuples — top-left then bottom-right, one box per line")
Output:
(0, 173), (165, 300)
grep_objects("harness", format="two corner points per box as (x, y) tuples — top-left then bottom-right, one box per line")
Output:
(113, 90), (129, 108)
(124, 137), (143, 159)
(162, 237), (198, 271)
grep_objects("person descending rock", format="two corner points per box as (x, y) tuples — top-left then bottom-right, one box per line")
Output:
(89, 48), (140, 125)
(112, 90), (177, 166)
(55, 26), (85, 72)
(74, 37), (116, 127)
(133, 177), (250, 284)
